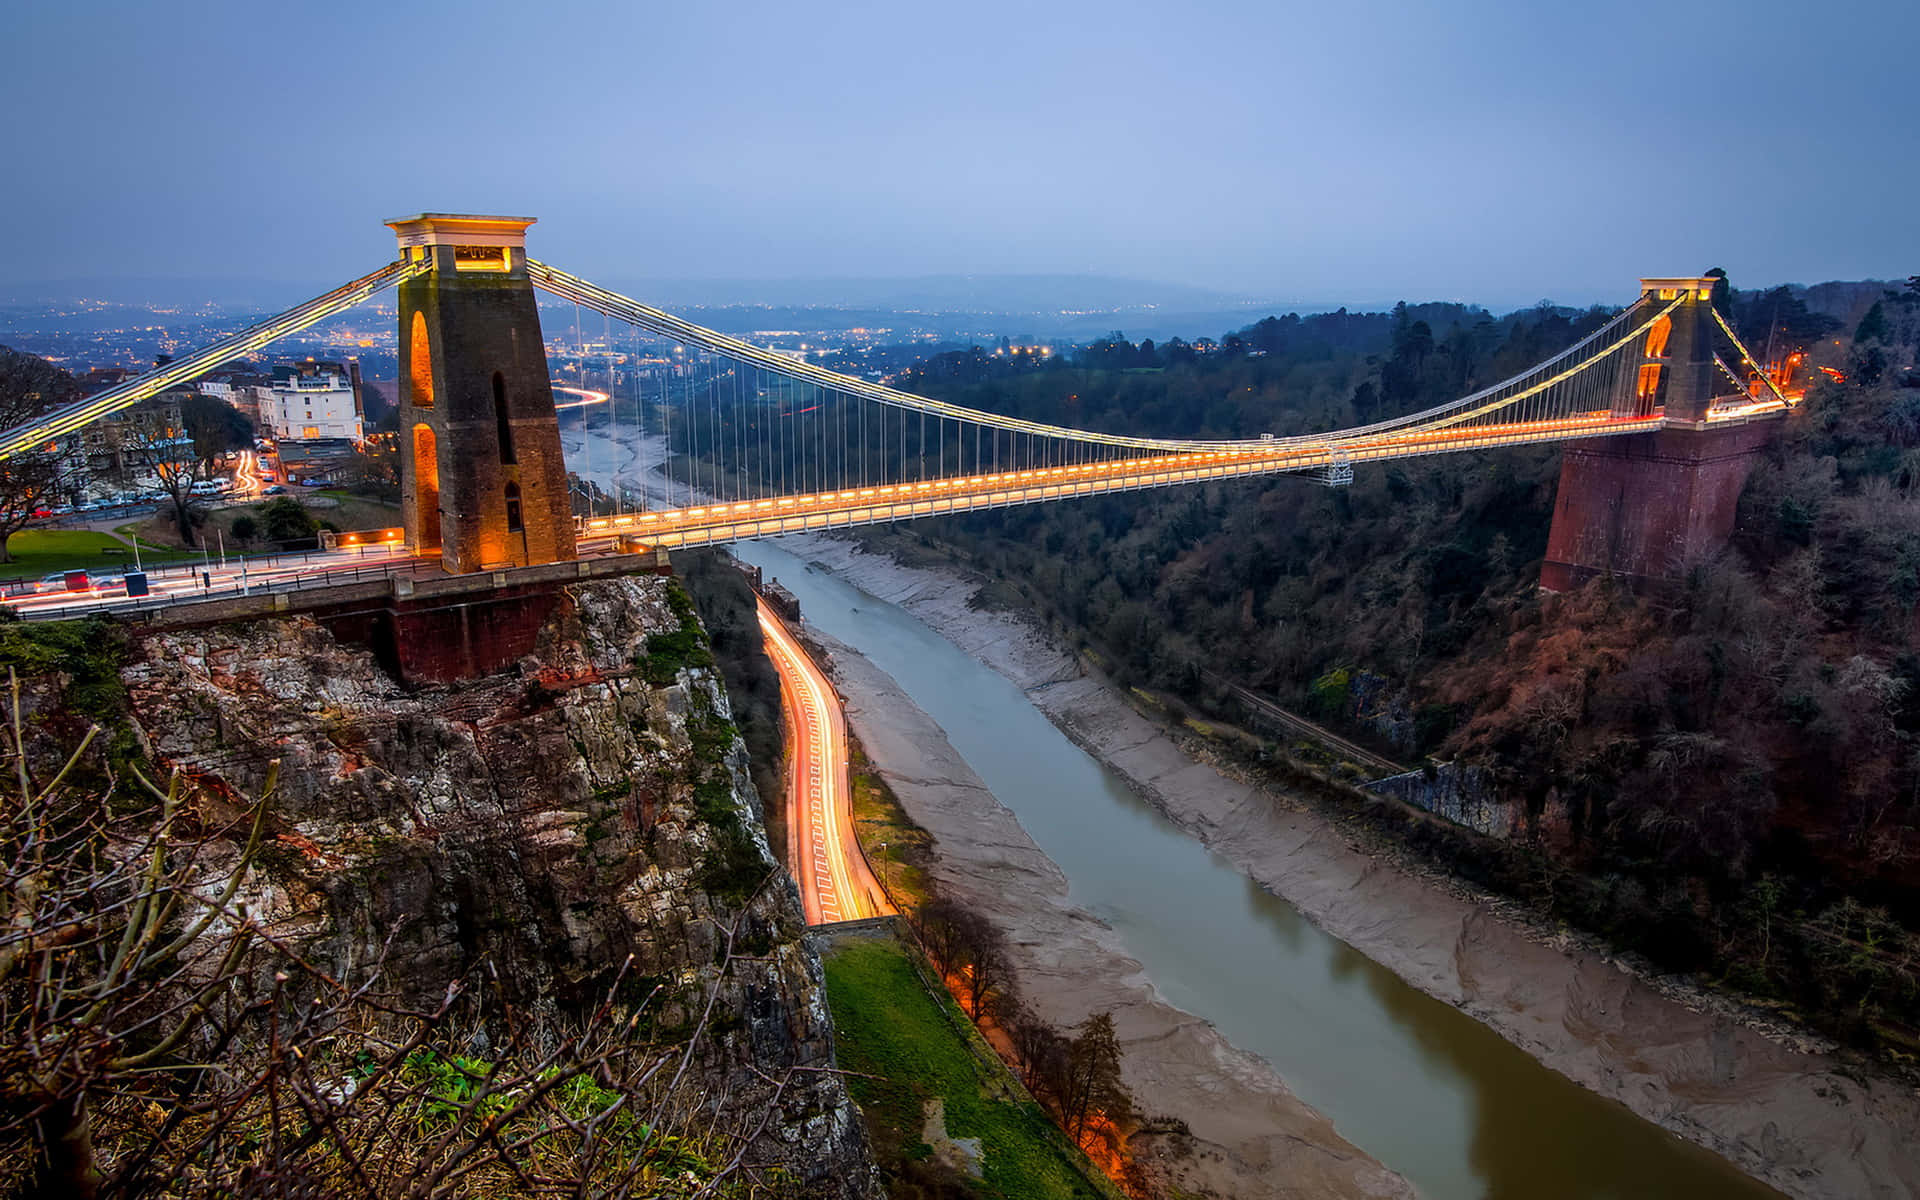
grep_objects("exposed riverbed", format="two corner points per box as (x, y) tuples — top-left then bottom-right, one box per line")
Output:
(732, 535), (1920, 1200)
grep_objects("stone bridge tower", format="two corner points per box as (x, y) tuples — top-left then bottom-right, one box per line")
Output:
(391, 214), (576, 574)
(1540, 275), (1774, 591)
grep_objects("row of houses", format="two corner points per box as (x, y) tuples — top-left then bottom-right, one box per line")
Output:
(53, 358), (369, 502)
(56, 391), (193, 504)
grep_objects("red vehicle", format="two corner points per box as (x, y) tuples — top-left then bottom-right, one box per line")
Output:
(33, 570), (92, 593)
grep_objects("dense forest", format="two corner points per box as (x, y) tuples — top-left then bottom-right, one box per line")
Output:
(858, 279), (1920, 1054)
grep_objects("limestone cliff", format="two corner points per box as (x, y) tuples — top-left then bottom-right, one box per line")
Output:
(119, 574), (878, 1196)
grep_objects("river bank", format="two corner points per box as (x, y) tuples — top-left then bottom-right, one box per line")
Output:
(758, 533), (1920, 1200)
(808, 622), (1414, 1198)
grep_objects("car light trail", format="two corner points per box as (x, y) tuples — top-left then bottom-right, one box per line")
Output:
(757, 596), (890, 926)
(552, 384), (610, 409)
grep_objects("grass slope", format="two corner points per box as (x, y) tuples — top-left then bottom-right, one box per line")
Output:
(823, 937), (1116, 1200)
(0, 529), (199, 583)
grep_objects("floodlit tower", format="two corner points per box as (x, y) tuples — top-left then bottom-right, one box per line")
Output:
(1625, 276), (1725, 425)
(390, 214), (576, 573)
(1542, 273), (1766, 591)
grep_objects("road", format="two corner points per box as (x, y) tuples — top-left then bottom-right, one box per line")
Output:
(231, 448), (267, 497)
(756, 596), (890, 926)
(4, 541), (418, 619)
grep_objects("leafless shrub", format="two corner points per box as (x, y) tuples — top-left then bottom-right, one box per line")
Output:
(0, 672), (813, 1199)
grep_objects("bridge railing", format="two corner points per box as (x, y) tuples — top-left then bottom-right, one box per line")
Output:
(6, 553), (434, 623)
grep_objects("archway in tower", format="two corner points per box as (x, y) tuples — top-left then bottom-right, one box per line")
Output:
(412, 423), (442, 552)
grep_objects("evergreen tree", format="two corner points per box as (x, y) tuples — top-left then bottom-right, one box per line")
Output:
(1856, 300), (1891, 345)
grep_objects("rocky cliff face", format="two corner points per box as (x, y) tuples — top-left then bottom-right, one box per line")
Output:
(120, 574), (877, 1196)
(1364, 762), (1512, 837)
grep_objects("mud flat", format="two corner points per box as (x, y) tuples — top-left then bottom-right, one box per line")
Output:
(813, 626), (1413, 1199)
(768, 534), (1920, 1200)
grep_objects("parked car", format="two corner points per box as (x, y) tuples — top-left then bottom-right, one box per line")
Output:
(33, 571), (88, 593)
(264, 485), (286, 495)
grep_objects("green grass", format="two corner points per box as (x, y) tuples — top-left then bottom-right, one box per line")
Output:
(848, 737), (936, 910)
(310, 492), (404, 531)
(114, 493), (401, 555)
(823, 938), (1117, 1199)
(0, 529), (199, 582)
(111, 523), (195, 555)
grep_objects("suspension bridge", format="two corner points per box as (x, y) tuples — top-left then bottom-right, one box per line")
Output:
(0, 215), (1797, 605)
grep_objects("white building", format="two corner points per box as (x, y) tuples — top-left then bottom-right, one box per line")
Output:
(200, 370), (266, 426)
(260, 361), (364, 442)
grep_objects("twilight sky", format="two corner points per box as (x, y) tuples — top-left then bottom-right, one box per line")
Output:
(4, 0), (1914, 310)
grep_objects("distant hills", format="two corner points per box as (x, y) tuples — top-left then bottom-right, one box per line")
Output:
(2, 273), (1907, 346)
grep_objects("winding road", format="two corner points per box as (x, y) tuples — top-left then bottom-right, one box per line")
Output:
(756, 596), (890, 926)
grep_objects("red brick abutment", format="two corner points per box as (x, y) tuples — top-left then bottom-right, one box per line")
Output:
(1541, 417), (1779, 592)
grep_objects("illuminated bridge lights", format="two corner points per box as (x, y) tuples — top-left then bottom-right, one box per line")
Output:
(0, 244), (1801, 574)
(573, 410), (1713, 553)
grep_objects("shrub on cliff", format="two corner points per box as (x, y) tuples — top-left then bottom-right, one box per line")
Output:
(675, 550), (788, 859)
(0, 681), (812, 1198)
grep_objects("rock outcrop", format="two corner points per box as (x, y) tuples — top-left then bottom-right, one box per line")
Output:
(120, 574), (877, 1196)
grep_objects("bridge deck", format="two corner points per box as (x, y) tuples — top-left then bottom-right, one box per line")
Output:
(580, 411), (1706, 550)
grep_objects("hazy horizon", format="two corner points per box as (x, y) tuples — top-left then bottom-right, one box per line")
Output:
(1, 266), (1895, 321)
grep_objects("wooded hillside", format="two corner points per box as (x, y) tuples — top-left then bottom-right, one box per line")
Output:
(876, 279), (1920, 1055)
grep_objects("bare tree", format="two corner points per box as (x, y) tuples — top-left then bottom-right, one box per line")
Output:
(1007, 1007), (1067, 1106)
(909, 896), (969, 978)
(0, 453), (66, 565)
(1055, 1012), (1128, 1144)
(116, 401), (218, 547)
(951, 908), (1012, 1022)
(0, 348), (79, 563)
(348, 417), (401, 502)
(0, 675), (821, 1198)
(0, 678), (265, 1198)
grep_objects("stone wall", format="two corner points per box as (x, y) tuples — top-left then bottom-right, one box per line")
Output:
(120, 576), (878, 1195)
(1364, 762), (1518, 839)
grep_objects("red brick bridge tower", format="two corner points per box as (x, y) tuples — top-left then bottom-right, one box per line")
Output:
(391, 214), (577, 575)
(1540, 276), (1778, 591)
